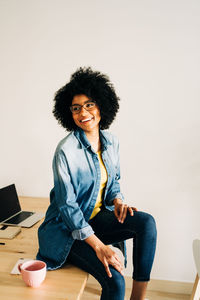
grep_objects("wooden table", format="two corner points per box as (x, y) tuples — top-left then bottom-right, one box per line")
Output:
(0, 196), (88, 300)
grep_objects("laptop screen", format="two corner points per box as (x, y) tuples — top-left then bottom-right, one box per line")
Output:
(0, 184), (21, 222)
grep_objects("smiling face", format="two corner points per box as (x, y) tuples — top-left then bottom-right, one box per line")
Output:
(71, 94), (101, 134)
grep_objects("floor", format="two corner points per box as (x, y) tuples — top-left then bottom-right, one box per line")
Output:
(81, 276), (191, 300)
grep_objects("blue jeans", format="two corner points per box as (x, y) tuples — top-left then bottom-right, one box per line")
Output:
(67, 209), (157, 300)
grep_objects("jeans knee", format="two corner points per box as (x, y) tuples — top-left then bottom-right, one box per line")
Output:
(111, 271), (125, 291)
(102, 269), (125, 299)
(136, 212), (157, 240)
(144, 213), (157, 240)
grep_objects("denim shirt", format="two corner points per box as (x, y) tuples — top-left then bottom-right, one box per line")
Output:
(36, 128), (126, 270)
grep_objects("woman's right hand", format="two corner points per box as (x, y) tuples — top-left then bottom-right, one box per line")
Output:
(95, 244), (124, 278)
(85, 234), (124, 277)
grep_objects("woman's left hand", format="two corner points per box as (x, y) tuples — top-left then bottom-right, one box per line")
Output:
(113, 198), (138, 223)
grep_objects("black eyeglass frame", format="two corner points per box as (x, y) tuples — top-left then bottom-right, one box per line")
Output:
(70, 101), (97, 114)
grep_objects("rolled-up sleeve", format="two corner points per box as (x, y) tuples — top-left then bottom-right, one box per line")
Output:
(53, 151), (94, 240)
(72, 226), (94, 240)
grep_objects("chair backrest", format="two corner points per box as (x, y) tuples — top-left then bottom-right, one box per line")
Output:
(193, 239), (200, 277)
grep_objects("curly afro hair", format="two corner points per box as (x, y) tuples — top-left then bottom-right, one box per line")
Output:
(53, 67), (120, 131)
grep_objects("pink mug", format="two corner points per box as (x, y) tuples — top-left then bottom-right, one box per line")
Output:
(18, 260), (46, 288)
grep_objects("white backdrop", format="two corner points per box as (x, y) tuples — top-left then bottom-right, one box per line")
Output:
(0, 0), (200, 282)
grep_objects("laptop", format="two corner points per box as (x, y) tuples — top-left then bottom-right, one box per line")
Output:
(0, 184), (45, 228)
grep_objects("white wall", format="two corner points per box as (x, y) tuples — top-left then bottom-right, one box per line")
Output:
(0, 0), (200, 283)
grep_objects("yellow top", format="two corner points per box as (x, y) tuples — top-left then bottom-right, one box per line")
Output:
(90, 151), (108, 219)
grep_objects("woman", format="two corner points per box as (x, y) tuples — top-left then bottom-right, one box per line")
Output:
(36, 67), (157, 300)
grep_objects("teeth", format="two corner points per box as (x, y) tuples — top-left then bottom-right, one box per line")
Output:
(81, 118), (92, 122)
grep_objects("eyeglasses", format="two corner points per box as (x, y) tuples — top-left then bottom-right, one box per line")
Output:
(70, 101), (97, 114)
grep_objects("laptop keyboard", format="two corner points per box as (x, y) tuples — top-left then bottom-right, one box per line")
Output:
(5, 211), (34, 224)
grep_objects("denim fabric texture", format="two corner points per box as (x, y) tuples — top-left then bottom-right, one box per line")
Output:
(67, 208), (157, 300)
(36, 128), (125, 270)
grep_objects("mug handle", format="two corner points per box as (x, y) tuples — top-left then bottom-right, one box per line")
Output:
(18, 263), (22, 273)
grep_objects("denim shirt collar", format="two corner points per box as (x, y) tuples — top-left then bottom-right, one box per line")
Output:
(74, 128), (112, 152)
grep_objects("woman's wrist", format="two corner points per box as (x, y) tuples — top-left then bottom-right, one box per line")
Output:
(85, 234), (105, 252)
